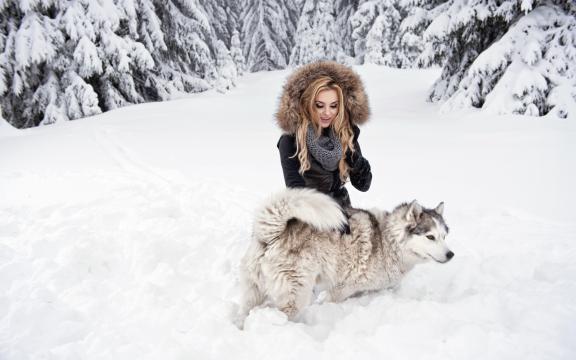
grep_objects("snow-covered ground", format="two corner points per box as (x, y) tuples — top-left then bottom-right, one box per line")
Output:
(1, 65), (575, 359)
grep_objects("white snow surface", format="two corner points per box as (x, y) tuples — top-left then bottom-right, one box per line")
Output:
(1, 65), (575, 359)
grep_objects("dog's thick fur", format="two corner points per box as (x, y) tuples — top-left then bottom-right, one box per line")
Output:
(237, 188), (453, 325)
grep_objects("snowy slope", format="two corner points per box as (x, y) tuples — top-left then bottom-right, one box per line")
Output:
(1, 65), (575, 359)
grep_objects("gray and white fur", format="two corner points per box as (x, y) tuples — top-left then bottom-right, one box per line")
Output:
(237, 188), (453, 327)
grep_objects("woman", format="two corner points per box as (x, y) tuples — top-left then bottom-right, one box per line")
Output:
(275, 61), (372, 210)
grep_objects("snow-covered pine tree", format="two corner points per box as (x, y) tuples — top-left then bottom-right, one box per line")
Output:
(0, 0), (243, 128)
(123, 0), (167, 58)
(214, 39), (238, 92)
(398, 0), (447, 68)
(131, 0), (240, 99)
(290, 0), (341, 65)
(335, 0), (360, 64)
(61, 0), (155, 115)
(422, 0), (515, 103)
(62, 70), (101, 121)
(114, 0), (168, 103)
(441, 1), (576, 118)
(0, 0), (157, 128)
(424, 0), (576, 118)
(242, 0), (301, 72)
(0, 1), (65, 128)
(367, 1), (403, 66)
(204, 1), (241, 91)
(350, 0), (378, 64)
(230, 30), (247, 75)
(149, 0), (219, 98)
(350, 0), (408, 67)
(203, 0), (242, 48)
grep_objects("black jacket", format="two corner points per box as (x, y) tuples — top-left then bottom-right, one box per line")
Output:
(277, 125), (372, 207)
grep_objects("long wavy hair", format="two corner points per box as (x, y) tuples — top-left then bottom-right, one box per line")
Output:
(293, 76), (355, 182)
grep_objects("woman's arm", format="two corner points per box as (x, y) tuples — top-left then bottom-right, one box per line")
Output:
(347, 126), (372, 192)
(277, 134), (306, 188)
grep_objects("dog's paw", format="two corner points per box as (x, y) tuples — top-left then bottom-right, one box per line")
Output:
(232, 313), (246, 330)
(229, 303), (247, 330)
(243, 308), (288, 330)
(314, 290), (329, 304)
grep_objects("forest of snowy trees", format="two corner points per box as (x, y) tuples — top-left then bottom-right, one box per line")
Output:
(0, 0), (575, 128)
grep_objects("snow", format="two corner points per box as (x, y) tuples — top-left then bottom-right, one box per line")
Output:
(1, 65), (575, 359)
(14, 14), (57, 69)
(423, 12), (449, 40)
(73, 36), (103, 78)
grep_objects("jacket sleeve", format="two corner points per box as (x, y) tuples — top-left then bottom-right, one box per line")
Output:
(277, 134), (306, 188)
(347, 125), (372, 192)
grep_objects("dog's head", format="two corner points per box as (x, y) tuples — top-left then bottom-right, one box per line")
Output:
(401, 201), (453, 264)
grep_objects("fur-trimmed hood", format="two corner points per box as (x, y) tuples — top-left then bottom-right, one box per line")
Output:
(275, 61), (371, 134)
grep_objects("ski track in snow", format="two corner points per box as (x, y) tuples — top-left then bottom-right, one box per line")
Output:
(1, 67), (575, 359)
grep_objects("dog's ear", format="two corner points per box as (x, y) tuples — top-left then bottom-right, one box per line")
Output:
(434, 202), (444, 215)
(405, 200), (422, 223)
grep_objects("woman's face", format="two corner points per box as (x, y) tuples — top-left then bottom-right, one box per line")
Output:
(314, 89), (339, 128)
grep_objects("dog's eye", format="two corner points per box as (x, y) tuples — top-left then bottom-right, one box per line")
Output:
(426, 235), (436, 241)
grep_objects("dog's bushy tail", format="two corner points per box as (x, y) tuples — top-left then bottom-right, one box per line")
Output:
(253, 188), (347, 244)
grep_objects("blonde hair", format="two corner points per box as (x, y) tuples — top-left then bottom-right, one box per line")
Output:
(293, 76), (355, 182)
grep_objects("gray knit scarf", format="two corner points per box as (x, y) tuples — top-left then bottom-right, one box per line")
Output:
(306, 124), (342, 171)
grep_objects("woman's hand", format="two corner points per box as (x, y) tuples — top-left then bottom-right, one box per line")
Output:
(347, 151), (372, 192)
(346, 149), (370, 174)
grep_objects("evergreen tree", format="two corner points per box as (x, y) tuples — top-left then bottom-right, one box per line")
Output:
(350, 0), (408, 67)
(424, 0), (576, 118)
(350, 0), (378, 64)
(230, 30), (247, 75)
(0, 0), (241, 128)
(0, 0), (156, 128)
(203, 0), (242, 48)
(335, 0), (360, 64)
(398, 0), (446, 67)
(128, 0), (167, 55)
(214, 39), (238, 92)
(422, 0), (508, 103)
(441, 1), (576, 118)
(242, 0), (301, 72)
(289, 0), (340, 66)
(149, 0), (218, 98)
(1, 2), (64, 128)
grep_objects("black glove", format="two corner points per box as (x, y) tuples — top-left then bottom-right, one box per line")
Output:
(353, 156), (371, 176)
(349, 156), (372, 192)
(346, 149), (371, 173)
(345, 148), (361, 169)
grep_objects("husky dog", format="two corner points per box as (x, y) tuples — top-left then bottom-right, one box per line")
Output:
(237, 188), (453, 325)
